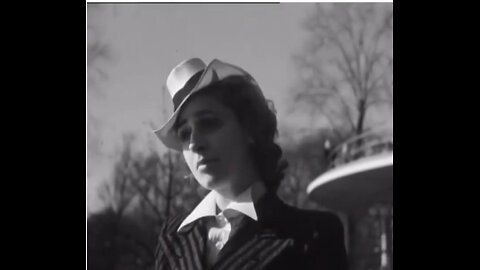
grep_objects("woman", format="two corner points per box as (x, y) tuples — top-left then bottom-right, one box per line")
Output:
(153, 58), (348, 270)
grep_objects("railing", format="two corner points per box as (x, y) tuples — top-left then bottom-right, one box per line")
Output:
(327, 128), (393, 169)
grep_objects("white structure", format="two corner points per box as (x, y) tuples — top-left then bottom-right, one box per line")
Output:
(307, 127), (393, 269)
(307, 127), (393, 213)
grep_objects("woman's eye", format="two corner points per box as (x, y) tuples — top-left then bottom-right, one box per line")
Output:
(176, 117), (222, 143)
(198, 117), (221, 130)
(177, 128), (191, 142)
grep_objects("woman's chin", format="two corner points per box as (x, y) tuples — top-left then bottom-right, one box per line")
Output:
(199, 176), (226, 191)
(204, 180), (221, 190)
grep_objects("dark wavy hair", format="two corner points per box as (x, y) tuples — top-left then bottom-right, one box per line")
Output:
(194, 75), (288, 192)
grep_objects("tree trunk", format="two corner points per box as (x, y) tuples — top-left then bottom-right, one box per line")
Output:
(356, 99), (366, 136)
(165, 151), (173, 219)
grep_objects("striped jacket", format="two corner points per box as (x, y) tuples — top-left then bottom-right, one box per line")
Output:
(155, 192), (348, 270)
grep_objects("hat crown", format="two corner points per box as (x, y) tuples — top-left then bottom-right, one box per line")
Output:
(166, 58), (206, 98)
(156, 57), (265, 151)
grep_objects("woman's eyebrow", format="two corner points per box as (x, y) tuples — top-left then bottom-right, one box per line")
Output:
(175, 110), (217, 130)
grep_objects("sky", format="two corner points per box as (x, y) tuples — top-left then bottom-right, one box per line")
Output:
(87, 3), (393, 213)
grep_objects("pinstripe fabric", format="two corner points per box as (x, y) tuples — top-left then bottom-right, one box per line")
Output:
(155, 193), (348, 270)
(157, 215), (207, 270)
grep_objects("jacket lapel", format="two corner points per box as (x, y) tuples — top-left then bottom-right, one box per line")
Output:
(159, 220), (207, 270)
(212, 193), (295, 270)
(158, 193), (295, 270)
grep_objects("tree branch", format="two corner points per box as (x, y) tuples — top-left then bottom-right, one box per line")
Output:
(331, 85), (356, 131)
(131, 178), (163, 220)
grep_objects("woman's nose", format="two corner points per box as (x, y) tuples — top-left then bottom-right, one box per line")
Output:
(188, 128), (206, 152)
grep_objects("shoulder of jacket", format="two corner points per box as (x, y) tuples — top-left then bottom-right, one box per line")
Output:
(282, 204), (343, 233)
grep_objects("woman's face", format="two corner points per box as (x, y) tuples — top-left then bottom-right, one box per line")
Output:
(175, 93), (252, 194)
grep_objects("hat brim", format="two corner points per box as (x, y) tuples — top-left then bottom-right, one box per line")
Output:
(154, 59), (260, 151)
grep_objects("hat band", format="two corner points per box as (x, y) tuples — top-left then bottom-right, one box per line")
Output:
(172, 70), (204, 111)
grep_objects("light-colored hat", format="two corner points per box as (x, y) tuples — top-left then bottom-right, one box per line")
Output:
(154, 58), (263, 150)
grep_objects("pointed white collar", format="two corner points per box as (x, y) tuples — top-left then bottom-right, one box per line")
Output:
(177, 182), (266, 232)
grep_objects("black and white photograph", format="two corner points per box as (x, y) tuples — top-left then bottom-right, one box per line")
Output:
(87, 1), (393, 270)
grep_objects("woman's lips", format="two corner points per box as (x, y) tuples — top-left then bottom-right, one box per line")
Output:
(197, 158), (218, 168)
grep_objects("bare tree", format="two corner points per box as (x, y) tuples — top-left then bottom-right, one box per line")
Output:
(129, 147), (206, 222)
(87, 25), (113, 95)
(87, 4), (116, 165)
(98, 135), (138, 219)
(98, 133), (205, 221)
(293, 3), (393, 141)
(93, 134), (206, 269)
(279, 131), (335, 209)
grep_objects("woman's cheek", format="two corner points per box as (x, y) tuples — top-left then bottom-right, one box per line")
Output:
(183, 152), (195, 172)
